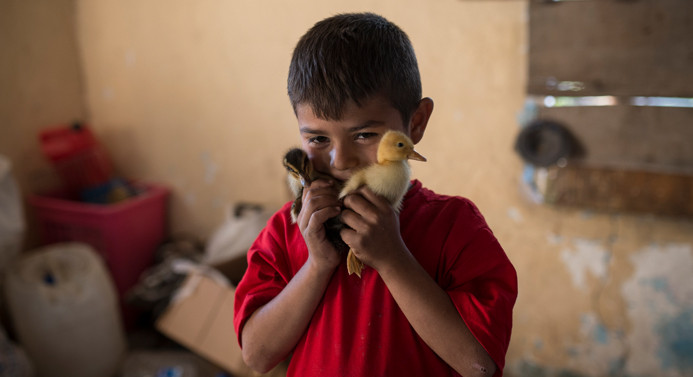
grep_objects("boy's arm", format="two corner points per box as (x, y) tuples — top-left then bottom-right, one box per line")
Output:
(340, 188), (497, 377)
(240, 180), (342, 373)
(240, 255), (336, 372)
(378, 250), (497, 377)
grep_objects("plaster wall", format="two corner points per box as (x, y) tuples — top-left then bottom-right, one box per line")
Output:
(0, 0), (85, 195)
(74, 0), (532, 238)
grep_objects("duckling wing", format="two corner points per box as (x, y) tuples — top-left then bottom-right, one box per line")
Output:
(338, 170), (367, 199)
(338, 162), (411, 209)
(287, 174), (304, 198)
(363, 162), (411, 210)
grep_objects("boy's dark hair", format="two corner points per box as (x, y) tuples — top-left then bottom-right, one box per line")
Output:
(288, 13), (422, 125)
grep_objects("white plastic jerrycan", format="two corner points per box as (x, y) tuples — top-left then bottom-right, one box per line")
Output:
(4, 242), (126, 377)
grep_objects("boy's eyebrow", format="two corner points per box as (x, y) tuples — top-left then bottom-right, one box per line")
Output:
(299, 121), (385, 134)
(348, 121), (386, 131)
(299, 127), (322, 135)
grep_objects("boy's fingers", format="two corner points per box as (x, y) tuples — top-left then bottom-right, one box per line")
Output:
(342, 191), (386, 224)
(309, 206), (341, 228)
(299, 181), (341, 231)
(300, 195), (339, 229)
(344, 187), (391, 213)
(339, 227), (359, 252)
(303, 181), (338, 202)
(302, 182), (339, 207)
(354, 186), (391, 209)
(303, 198), (339, 223)
(339, 208), (366, 233)
(305, 178), (335, 191)
(341, 196), (375, 228)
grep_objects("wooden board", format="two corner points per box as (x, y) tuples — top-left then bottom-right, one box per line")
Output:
(528, 0), (693, 97)
(543, 164), (693, 217)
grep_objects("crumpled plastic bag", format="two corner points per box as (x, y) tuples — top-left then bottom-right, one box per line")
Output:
(126, 236), (205, 322)
(202, 203), (274, 266)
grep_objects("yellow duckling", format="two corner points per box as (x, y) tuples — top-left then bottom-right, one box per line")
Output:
(338, 130), (426, 277)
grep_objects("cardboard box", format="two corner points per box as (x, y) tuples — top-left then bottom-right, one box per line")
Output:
(156, 257), (288, 377)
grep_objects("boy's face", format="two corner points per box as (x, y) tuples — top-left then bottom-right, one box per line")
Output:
(297, 95), (409, 184)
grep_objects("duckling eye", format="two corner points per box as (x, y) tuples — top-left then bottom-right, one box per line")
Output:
(397, 142), (404, 148)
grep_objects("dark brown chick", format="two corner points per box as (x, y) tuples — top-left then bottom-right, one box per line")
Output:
(283, 148), (313, 223)
(282, 148), (349, 253)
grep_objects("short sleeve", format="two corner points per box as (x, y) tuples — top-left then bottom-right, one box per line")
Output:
(233, 210), (293, 347)
(444, 227), (518, 376)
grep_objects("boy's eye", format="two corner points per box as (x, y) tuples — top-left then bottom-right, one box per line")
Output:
(355, 132), (378, 141)
(308, 136), (329, 144)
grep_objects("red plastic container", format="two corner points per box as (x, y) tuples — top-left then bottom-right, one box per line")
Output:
(39, 123), (114, 193)
(28, 183), (169, 327)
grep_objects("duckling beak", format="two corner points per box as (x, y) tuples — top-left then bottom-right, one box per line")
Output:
(408, 149), (427, 162)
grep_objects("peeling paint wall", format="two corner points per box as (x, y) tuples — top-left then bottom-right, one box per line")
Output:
(2, 1), (692, 376)
(507, 209), (693, 377)
(623, 243), (693, 375)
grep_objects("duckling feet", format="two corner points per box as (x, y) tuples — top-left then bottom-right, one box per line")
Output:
(346, 250), (364, 278)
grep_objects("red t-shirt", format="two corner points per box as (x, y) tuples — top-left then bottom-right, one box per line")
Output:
(234, 180), (517, 376)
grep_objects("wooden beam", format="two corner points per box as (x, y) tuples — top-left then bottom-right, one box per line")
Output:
(543, 164), (693, 217)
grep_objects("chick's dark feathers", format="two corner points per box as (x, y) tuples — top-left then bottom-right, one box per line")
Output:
(282, 148), (348, 253)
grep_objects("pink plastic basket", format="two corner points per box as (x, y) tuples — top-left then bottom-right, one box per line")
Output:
(28, 182), (169, 326)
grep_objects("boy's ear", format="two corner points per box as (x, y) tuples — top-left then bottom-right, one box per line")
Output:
(408, 97), (434, 144)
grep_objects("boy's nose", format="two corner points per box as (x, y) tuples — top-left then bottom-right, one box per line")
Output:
(330, 143), (360, 172)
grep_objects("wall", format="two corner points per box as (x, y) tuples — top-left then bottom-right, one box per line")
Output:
(0, 0), (86, 198)
(2, 0), (692, 376)
(74, 0), (528, 238)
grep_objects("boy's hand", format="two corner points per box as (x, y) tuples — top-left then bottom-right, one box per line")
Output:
(339, 186), (408, 272)
(297, 179), (343, 271)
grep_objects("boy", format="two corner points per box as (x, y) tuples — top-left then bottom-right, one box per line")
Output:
(234, 13), (517, 377)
